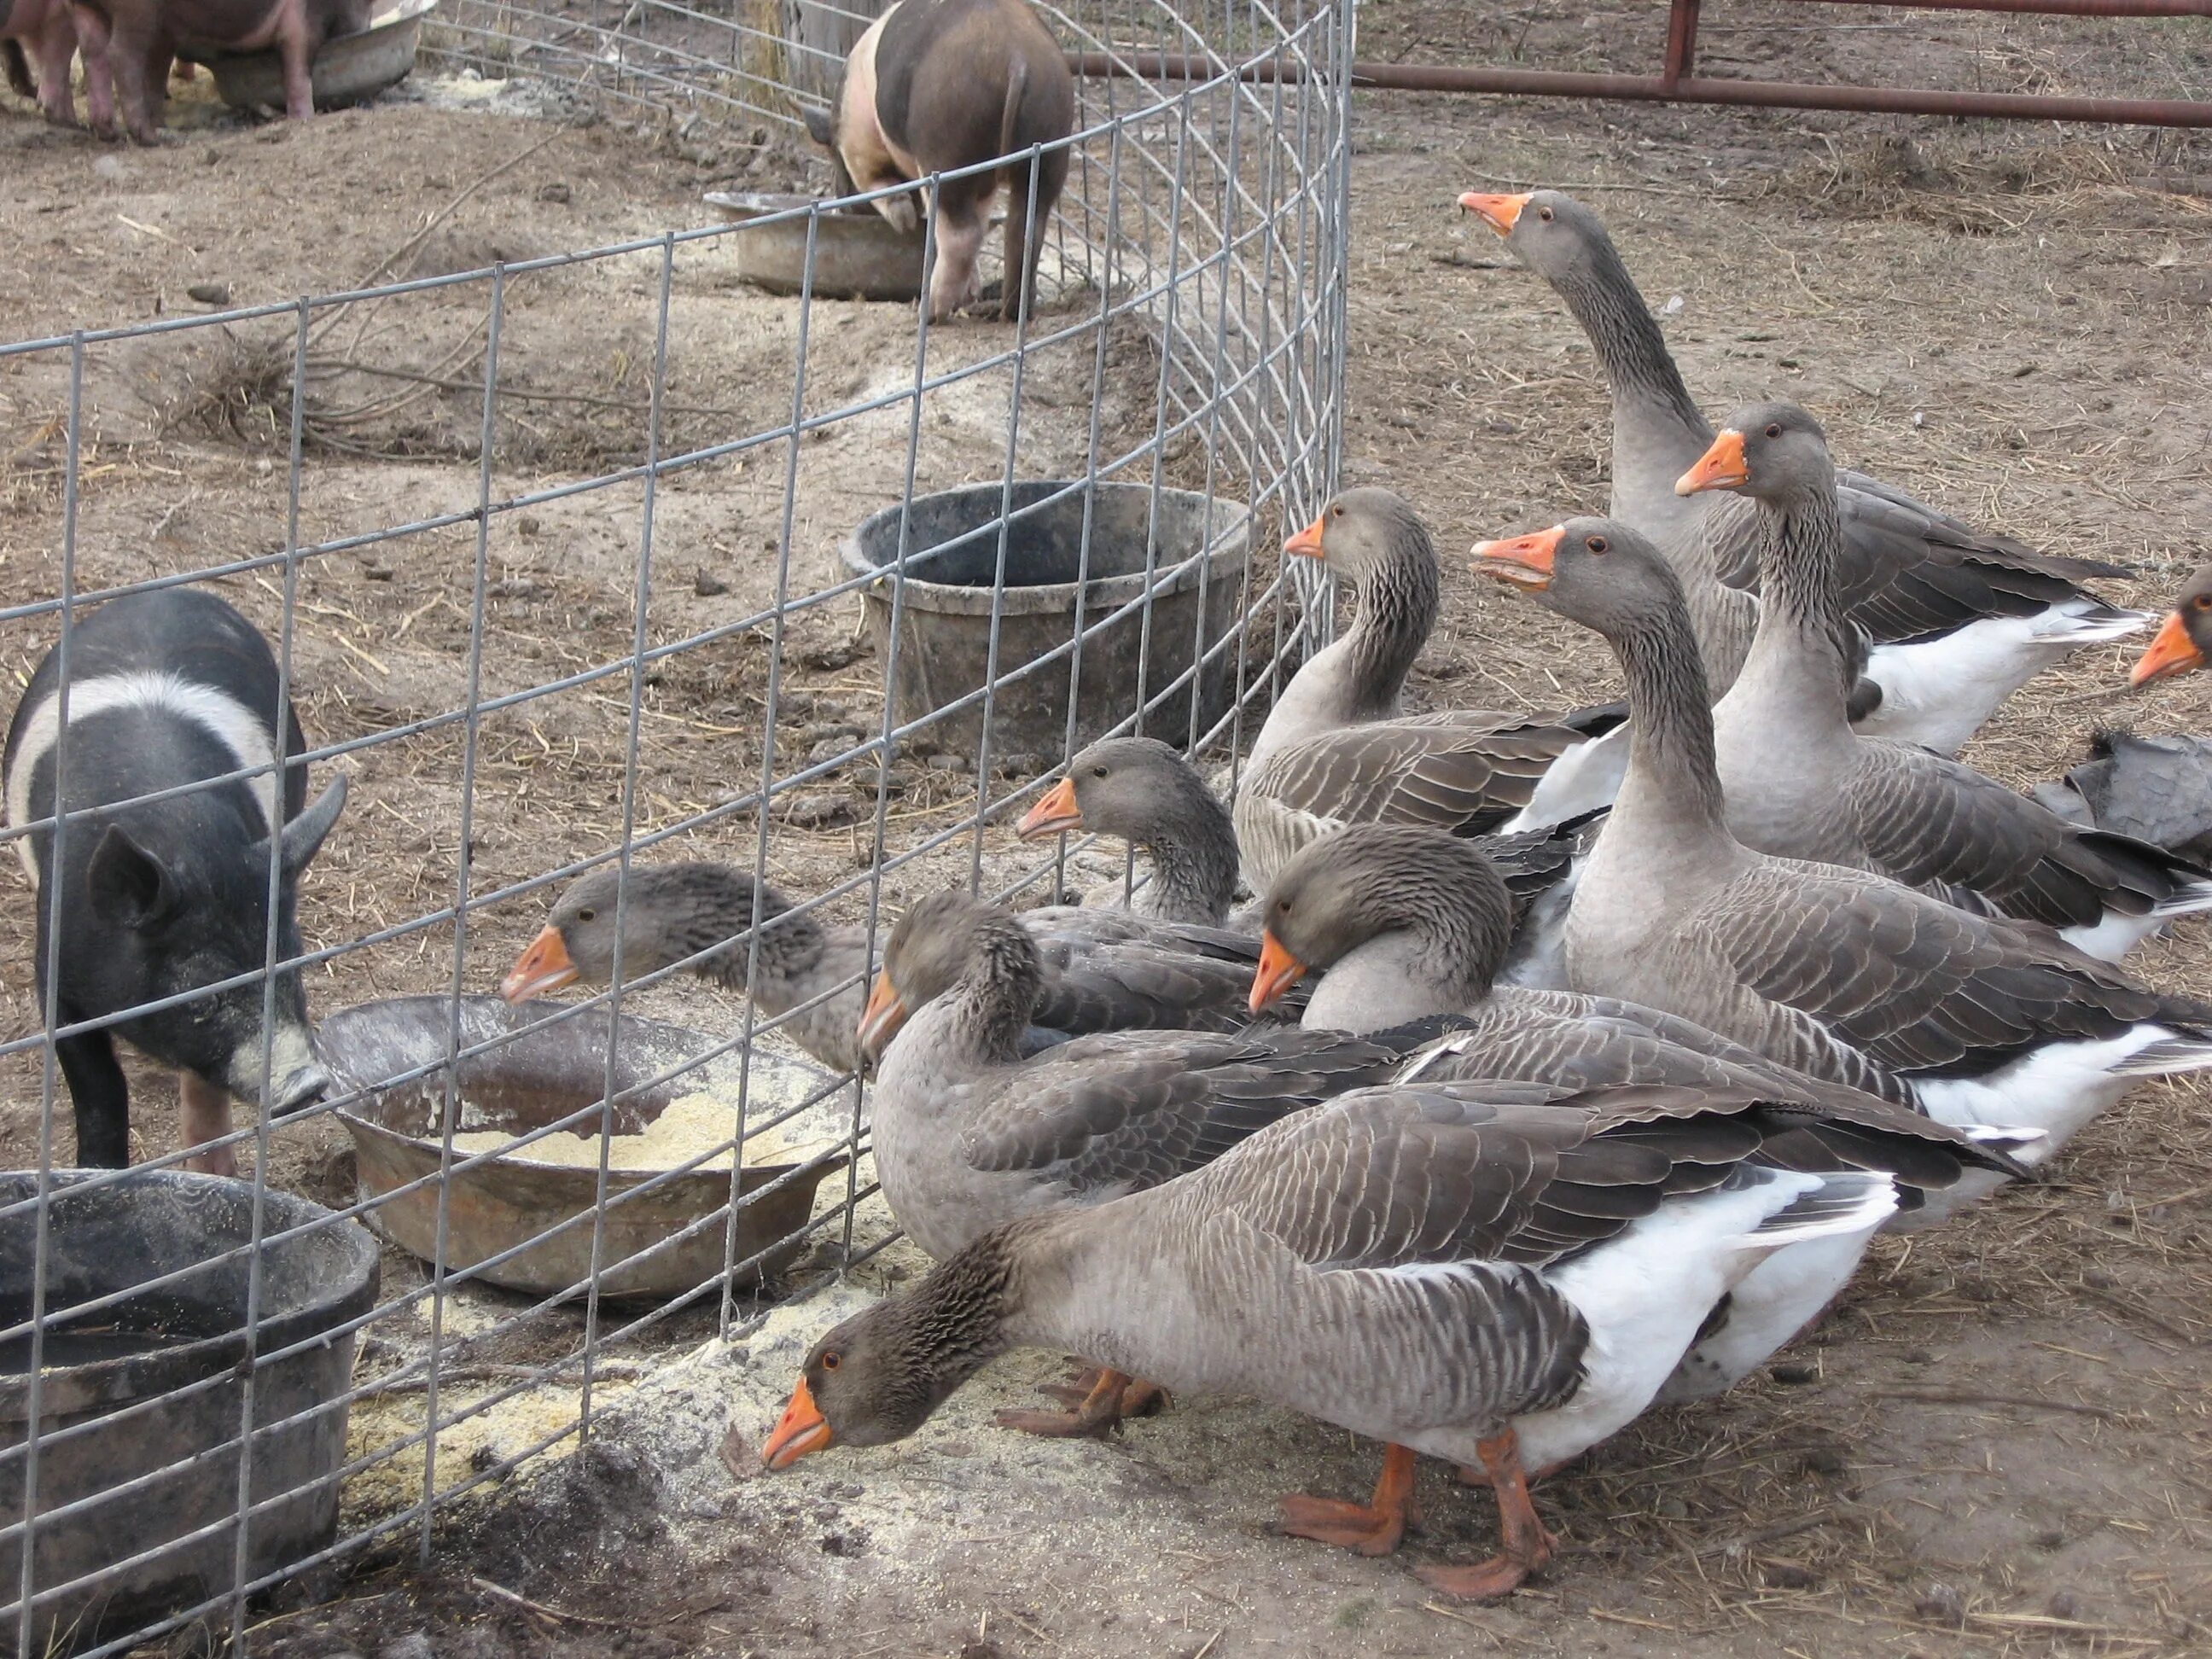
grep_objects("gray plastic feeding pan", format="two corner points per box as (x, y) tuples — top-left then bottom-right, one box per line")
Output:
(179, 0), (437, 113)
(840, 480), (1252, 760)
(0, 1170), (378, 1654)
(704, 191), (930, 302)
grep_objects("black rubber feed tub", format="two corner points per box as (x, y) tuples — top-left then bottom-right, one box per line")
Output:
(841, 481), (1251, 759)
(0, 1172), (378, 1654)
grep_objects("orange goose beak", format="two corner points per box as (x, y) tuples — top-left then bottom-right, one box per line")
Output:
(858, 969), (909, 1057)
(1470, 527), (1563, 591)
(1284, 511), (1329, 559)
(1458, 191), (1528, 235)
(1677, 429), (1749, 496)
(501, 926), (579, 1003)
(1249, 928), (1310, 1015)
(2132, 610), (2207, 686)
(760, 1377), (832, 1470)
(1016, 777), (1083, 840)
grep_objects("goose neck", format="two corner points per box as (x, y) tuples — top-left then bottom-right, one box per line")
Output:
(1339, 536), (1441, 721)
(1552, 253), (1713, 469)
(1610, 605), (1732, 848)
(1138, 789), (1240, 926)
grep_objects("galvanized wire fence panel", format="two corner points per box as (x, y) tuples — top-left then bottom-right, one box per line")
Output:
(0, 2), (1351, 1649)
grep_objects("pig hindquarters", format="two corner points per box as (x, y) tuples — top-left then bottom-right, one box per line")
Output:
(3, 588), (346, 1174)
(806, 0), (1074, 323)
(74, 0), (371, 143)
(2, 0), (114, 131)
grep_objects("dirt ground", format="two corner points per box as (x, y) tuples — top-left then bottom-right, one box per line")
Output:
(3, 1), (2211, 1654)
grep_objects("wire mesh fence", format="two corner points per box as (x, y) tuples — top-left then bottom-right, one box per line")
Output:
(0, 1), (1353, 1650)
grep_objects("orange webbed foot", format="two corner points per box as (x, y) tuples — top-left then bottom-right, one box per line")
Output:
(1425, 1428), (1556, 1598)
(1277, 1442), (1419, 1557)
(994, 1366), (1161, 1438)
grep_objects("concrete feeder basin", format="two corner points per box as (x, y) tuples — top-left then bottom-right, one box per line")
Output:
(178, 0), (438, 113)
(0, 1171), (379, 1655)
(318, 996), (844, 1301)
(841, 480), (1251, 759)
(704, 190), (930, 301)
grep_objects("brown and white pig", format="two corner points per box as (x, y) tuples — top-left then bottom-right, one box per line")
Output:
(69, 0), (371, 143)
(3, 0), (114, 131)
(803, 0), (1074, 323)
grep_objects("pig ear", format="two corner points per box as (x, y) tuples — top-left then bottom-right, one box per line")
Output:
(276, 775), (347, 876)
(86, 824), (178, 931)
(801, 103), (835, 148)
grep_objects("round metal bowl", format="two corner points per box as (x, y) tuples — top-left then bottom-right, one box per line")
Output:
(317, 995), (846, 1301)
(180, 0), (438, 113)
(705, 189), (929, 302)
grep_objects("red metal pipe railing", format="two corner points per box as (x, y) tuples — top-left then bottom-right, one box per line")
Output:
(1069, 0), (2212, 128)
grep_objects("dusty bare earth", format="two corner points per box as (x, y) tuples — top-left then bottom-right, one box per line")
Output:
(3, 2), (2212, 1655)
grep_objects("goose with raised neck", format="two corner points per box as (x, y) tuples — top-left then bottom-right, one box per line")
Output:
(763, 1069), (1908, 1598)
(1459, 189), (2145, 755)
(1691, 402), (2212, 961)
(1473, 516), (2212, 1173)
(1016, 736), (1240, 925)
(1234, 487), (1627, 894)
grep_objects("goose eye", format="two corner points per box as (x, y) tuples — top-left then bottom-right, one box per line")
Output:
(2194, 595), (2211, 611)
(820, 1351), (841, 1371)
(1537, 206), (1554, 222)
(1092, 765), (1109, 778)
(576, 908), (597, 923)
(1586, 536), (1610, 555)
(1764, 423), (1783, 439)
(1331, 504), (1344, 517)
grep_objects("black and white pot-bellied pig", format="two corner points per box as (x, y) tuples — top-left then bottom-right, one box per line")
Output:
(3, 587), (346, 1175)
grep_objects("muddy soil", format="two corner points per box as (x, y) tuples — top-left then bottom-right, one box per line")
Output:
(2, 2), (2209, 1655)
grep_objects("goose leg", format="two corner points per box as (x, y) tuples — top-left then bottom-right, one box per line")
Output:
(1419, 1429), (1556, 1599)
(1278, 1441), (1421, 1557)
(1034, 1361), (1168, 1420)
(995, 1366), (1164, 1437)
(1452, 1452), (1566, 1487)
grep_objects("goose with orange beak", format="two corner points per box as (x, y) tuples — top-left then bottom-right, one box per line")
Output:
(1232, 488), (1626, 899)
(1672, 402), (2212, 966)
(853, 888), (1412, 1437)
(760, 1060), (1916, 1599)
(2132, 567), (2212, 686)
(1015, 736), (1241, 926)
(1458, 183), (2144, 757)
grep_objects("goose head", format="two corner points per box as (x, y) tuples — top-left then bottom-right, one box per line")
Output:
(1676, 402), (1837, 504)
(1250, 824), (1513, 1015)
(761, 1238), (1015, 1468)
(1016, 735), (1214, 844)
(1457, 187), (1615, 286)
(500, 863), (785, 1002)
(1470, 517), (1686, 641)
(859, 889), (1042, 1061)
(2132, 565), (2212, 687)
(1282, 486), (1436, 587)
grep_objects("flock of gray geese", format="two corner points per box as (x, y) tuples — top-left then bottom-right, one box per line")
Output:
(500, 189), (2212, 1599)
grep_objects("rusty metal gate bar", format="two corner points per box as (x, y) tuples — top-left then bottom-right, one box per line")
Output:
(1071, 0), (2212, 128)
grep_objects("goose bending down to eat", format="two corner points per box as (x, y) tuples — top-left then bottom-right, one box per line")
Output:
(499, 861), (1295, 1077)
(1232, 487), (1627, 894)
(2034, 728), (2212, 866)
(2130, 565), (2212, 686)
(1017, 736), (1601, 986)
(1680, 403), (2212, 962)
(763, 1071), (1901, 1598)
(1458, 189), (2142, 755)
(1247, 823), (2027, 1401)
(1471, 518), (2212, 1171)
(855, 889), (1418, 1435)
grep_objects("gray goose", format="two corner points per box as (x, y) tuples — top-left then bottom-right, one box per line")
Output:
(1231, 487), (1627, 894)
(762, 1069), (1901, 1598)
(1247, 823), (2024, 1401)
(2034, 728), (2212, 866)
(1685, 403), (2212, 962)
(857, 889), (1413, 1435)
(499, 862), (1292, 1077)
(1017, 735), (1599, 986)
(1016, 736), (1240, 925)
(1458, 189), (2142, 756)
(1471, 518), (2212, 1170)
(2130, 564), (2212, 686)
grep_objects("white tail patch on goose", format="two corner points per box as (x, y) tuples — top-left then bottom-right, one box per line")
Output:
(1860, 603), (2150, 757)
(1912, 1024), (2212, 1159)
(6, 671), (282, 886)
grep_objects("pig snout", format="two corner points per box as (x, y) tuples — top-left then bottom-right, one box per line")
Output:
(227, 1021), (330, 1117)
